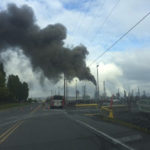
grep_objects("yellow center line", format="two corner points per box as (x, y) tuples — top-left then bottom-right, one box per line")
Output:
(0, 121), (23, 144)
(30, 105), (41, 114)
(0, 104), (41, 145)
(0, 122), (19, 139)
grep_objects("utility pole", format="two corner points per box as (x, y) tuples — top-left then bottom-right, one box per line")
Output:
(82, 85), (86, 100)
(84, 85), (86, 98)
(137, 87), (140, 98)
(64, 75), (66, 100)
(82, 86), (84, 99)
(75, 79), (77, 101)
(117, 88), (120, 99)
(96, 65), (99, 101)
(58, 87), (60, 95)
(66, 80), (68, 101)
(103, 81), (106, 100)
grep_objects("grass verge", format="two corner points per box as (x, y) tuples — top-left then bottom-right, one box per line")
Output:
(0, 102), (30, 111)
(97, 113), (150, 134)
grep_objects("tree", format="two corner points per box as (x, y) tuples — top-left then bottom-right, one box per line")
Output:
(7, 75), (29, 102)
(7, 75), (21, 101)
(0, 87), (10, 102)
(19, 82), (29, 101)
(0, 63), (6, 87)
(0, 63), (10, 102)
(22, 82), (29, 100)
(0, 63), (29, 102)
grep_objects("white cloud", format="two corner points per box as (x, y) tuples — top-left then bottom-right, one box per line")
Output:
(88, 61), (124, 96)
(0, 49), (55, 97)
(0, 0), (150, 97)
(102, 47), (150, 95)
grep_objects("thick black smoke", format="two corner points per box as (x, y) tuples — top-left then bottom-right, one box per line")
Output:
(0, 4), (96, 85)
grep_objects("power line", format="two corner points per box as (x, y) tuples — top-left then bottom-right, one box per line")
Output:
(92, 0), (120, 42)
(71, 0), (94, 43)
(89, 11), (150, 66)
(87, 0), (120, 61)
(84, 0), (106, 37)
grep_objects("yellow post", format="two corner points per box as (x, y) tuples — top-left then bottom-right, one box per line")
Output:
(108, 109), (114, 119)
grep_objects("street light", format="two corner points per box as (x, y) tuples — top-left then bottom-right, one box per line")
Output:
(97, 65), (99, 101)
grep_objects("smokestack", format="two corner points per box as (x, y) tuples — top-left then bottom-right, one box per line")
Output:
(0, 4), (96, 85)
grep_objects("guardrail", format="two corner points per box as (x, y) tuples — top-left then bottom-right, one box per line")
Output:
(75, 103), (98, 108)
(100, 105), (128, 119)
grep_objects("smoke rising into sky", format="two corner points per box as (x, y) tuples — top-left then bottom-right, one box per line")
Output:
(0, 3), (96, 85)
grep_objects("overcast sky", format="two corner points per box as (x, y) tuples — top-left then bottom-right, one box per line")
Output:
(0, 0), (150, 98)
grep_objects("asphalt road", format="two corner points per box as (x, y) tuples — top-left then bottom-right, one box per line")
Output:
(0, 103), (149, 150)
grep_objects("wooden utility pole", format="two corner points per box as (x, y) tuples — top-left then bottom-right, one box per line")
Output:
(64, 76), (66, 100)
(96, 65), (99, 100)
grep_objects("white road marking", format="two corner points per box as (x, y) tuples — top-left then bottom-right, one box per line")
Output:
(75, 119), (135, 150)
(118, 134), (142, 143)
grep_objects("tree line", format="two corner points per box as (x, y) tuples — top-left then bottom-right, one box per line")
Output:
(0, 63), (29, 103)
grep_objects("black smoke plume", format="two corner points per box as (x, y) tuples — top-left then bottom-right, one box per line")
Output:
(0, 4), (96, 85)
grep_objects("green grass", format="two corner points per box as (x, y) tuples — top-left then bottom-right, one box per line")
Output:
(98, 113), (150, 134)
(0, 102), (30, 111)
